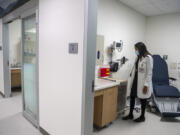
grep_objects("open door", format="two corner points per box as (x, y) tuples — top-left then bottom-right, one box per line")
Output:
(22, 14), (38, 127)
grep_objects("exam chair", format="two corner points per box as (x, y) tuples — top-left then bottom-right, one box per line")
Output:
(152, 55), (180, 117)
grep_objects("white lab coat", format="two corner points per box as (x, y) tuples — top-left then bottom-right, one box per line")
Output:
(130, 55), (153, 99)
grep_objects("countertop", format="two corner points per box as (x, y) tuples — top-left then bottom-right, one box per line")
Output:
(95, 78), (120, 91)
(10, 67), (21, 70)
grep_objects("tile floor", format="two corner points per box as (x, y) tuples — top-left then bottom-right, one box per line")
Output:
(0, 92), (180, 135)
(0, 92), (42, 135)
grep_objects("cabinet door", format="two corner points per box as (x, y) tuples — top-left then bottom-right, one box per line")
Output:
(94, 95), (103, 126)
(102, 87), (118, 126)
(11, 69), (21, 87)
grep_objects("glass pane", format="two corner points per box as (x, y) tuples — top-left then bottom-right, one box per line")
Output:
(23, 15), (37, 119)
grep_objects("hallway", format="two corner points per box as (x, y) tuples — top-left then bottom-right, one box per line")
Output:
(0, 92), (41, 135)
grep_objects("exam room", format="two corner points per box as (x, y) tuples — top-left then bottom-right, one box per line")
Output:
(0, 0), (180, 135)
(93, 0), (180, 134)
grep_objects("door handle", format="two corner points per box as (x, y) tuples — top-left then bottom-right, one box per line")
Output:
(7, 61), (9, 67)
(92, 80), (95, 93)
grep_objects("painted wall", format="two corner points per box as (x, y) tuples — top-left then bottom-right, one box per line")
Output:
(39, 0), (85, 134)
(8, 19), (21, 67)
(97, 0), (147, 80)
(145, 13), (180, 89)
(0, 19), (4, 94)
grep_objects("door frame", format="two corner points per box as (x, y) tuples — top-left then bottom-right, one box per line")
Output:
(81, 0), (98, 135)
(2, 0), (39, 127)
(2, 23), (11, 98)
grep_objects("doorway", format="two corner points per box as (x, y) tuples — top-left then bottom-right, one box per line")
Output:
(8, 19), (22, 98)
(2, 7), (39, 127)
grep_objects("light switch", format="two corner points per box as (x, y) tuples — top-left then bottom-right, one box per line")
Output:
(69, 43), (78, 54)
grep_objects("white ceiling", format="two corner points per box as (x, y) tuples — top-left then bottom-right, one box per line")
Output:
(119, 0), (180, 16)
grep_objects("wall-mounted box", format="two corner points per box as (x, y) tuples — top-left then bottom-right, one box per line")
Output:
(69, 43), (78, 54)
(96, 35), (104, 66)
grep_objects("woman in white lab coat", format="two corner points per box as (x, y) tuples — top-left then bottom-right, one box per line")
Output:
(122, 42), (153, 122)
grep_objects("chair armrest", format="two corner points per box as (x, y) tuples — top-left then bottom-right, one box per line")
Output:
(169, 77), (177, 81)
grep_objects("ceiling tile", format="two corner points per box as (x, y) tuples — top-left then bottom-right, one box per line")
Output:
(119, 0), (180, 16)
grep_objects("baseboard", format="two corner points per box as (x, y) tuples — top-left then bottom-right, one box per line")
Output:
(39, 126), (50, 135)
(11, 86), (21, 89)
(0, 91), (5, 98)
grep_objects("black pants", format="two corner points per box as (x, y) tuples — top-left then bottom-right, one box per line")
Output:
(129, 97), (147, 118)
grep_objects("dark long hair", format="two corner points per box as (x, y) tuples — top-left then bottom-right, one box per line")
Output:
(135, 42), (151, 58)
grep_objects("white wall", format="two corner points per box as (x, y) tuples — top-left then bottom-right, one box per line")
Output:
(146, 13), (180, 63)
(97, 0), (147, 80)
(0, 19), (4, 94)
(39, 0), (85, 135)
(145, 13), (180, 89)
(9, 19), (21, 67)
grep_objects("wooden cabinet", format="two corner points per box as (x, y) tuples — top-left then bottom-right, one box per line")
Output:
(94, 86), (118, 128)
(11, 69), (21, 88)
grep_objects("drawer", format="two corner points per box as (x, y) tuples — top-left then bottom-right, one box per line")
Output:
(104, 86), (118, 105)
(94, 90), (104, 97)
(11, 69), (21, 74)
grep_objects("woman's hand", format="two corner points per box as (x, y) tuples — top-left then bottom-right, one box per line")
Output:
(143, 86), (148, 94)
